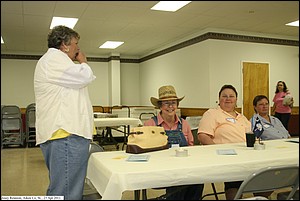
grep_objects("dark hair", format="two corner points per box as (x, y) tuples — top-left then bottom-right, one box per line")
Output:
(253, 95), (269, 113)
(47, 25), (80, 49)
(157, 101), (162, 108)
(275, 81), (288, 93)
(218, 84), (238, 98)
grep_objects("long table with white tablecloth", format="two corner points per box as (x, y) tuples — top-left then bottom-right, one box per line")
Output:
(86, 138), (299, 200)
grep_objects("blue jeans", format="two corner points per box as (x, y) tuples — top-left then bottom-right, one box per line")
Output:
(40, 135), (90, 200)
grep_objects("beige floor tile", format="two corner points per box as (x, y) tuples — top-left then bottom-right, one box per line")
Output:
(1, 147), (49, 196)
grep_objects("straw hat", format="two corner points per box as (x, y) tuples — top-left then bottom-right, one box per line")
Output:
(150, 85), (184, 108)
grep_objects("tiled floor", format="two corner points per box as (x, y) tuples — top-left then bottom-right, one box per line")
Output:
(0, 144), (291, 200)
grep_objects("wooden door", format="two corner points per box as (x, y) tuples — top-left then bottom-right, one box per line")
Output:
(242, 62), (269, 120)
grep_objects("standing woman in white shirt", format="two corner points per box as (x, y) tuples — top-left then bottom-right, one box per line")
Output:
(34, 25), (96, 200)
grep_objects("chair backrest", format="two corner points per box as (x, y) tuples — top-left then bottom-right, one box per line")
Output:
(89, 142), (104, 156)
(139, 112), (156, 124)
(2, 118), (22, 130)
(234, 165), (299, 200)
(27, 110), (36, 127)
(1, 105), (21, 119)
(26, 103), (36, 128)
(26, 103), (36, 110)
(1, 105), (22, 131)
(186, 116), (203, 145)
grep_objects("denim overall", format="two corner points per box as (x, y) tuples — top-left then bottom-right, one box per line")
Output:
(152, 116), (203, 200)
(152, 116), (188, 147)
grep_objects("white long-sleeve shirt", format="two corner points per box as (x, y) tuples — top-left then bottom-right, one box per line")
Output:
(34, 48), (96, 145)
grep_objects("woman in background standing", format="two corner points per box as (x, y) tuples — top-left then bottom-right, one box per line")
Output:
(272, 81), (293, 130)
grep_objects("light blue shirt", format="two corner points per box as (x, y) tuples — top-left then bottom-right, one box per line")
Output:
(250, 114), (290, 140)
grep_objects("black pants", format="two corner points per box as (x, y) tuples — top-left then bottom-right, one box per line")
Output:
(165, 184), (204, 200)
(274, 112), (291, 130)
(224, 181), (243, 191)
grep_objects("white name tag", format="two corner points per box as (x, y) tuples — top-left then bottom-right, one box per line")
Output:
(226, 118), (236, 123)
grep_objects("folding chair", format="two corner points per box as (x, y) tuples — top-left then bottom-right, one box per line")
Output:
(200, 183), (225, 200)
(277, 189), (299, 200)
(1, 105), (24, 147)
(25, 103), (36, 147)
(89, 141), (104, 156)
(233, 165), (299, 200)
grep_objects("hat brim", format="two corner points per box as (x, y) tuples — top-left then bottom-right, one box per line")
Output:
(150, 96), (185, 108)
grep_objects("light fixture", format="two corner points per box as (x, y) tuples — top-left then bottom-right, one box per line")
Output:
(1, 36), (4, 44)
(99, 41), (124, 49)
(286, 20), (299, 27)
(151, 1), (191, 12)
(50, 17), (78, 29)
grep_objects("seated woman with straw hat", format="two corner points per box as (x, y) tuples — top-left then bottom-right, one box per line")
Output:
(144, 85), (204, 200)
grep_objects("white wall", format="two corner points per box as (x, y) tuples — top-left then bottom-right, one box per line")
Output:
(1, 59), (36, 107)
(1, 60), (111, 108)
(88, 62), (109, 106)
(139, 41), (211, 108)
(139, 39), (299, 108)
(1, 38), (299, 109)
(120, 63), (140, 106)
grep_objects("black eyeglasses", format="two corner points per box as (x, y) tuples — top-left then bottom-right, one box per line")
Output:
(162, 101), (177, 107)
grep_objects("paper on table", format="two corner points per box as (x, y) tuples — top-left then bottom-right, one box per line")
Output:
(217, 149), (237, 155)
(126, 154), (150, 162)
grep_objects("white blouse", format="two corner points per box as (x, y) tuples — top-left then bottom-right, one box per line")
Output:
(34, 48), (96, 145)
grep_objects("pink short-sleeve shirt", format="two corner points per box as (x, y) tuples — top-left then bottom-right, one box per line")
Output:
(198, 106), (251, 144)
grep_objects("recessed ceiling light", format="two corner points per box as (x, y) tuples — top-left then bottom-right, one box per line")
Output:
(286, 20), (299, 27)
(50, 17), (78, 29)
(99, 41), (124, 49)
(151, 1), (191, 12)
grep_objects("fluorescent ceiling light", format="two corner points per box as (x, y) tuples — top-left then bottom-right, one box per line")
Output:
(50, 17), (78, 29)
(1, 36), (4, 44)
(99, 41), (124, 49)
(151, 1), (191, 12)
(286, 20), (299, 27)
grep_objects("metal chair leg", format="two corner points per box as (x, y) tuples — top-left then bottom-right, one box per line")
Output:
(211, 183), (219, 200)
(134, 190), (140, 200)
(200, 183), (225, 200)
(142, 189), (147, 200)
